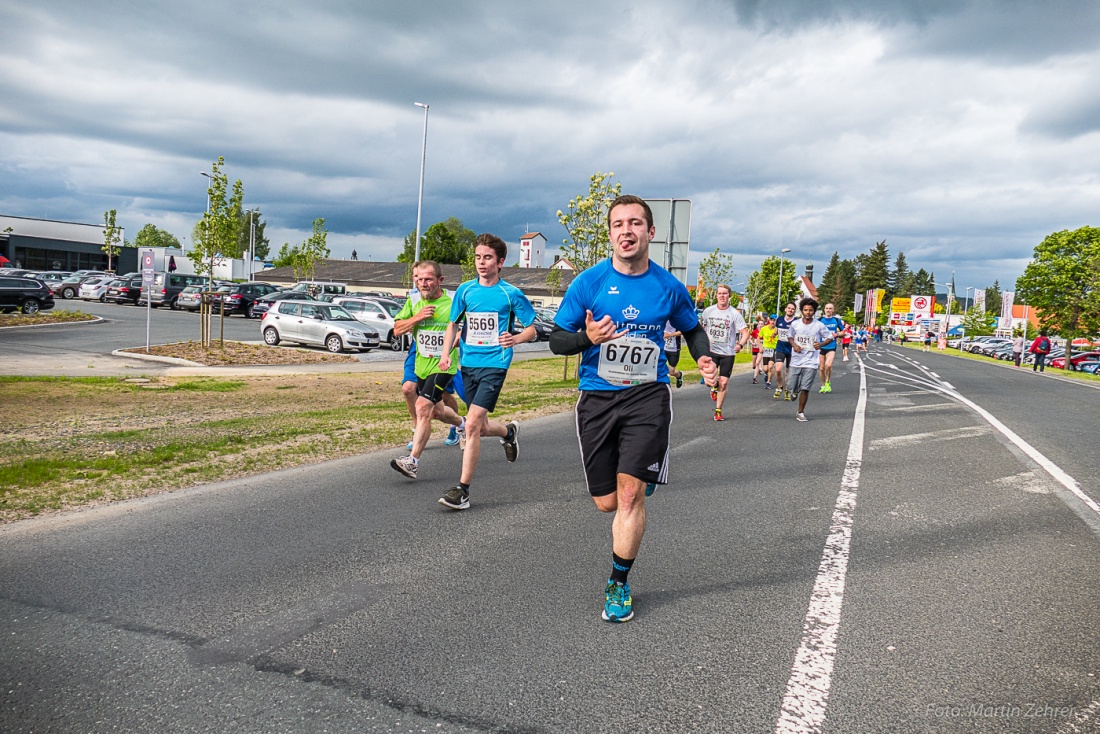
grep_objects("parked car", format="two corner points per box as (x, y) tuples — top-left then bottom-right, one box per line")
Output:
(216, 282), (282, 317)
(0, 275), (56, 314)
(78, 275), (120, 302)
(25, 271), (71, 287)
(247, 291), (318, 319)
(174, 285), (206, 312)
(260, 300), (379, 353)
(332, 296), (403, 350)
(1050, 351), (1100, 369)
(1080, 361), (1100, 374)
(285, 281), (347, 298)
(972, 337), (1013, 356)
(1024, 347), (1064, 365)
(509, 314), (555, 341)
(53, 274), (96, 299)
(104, 277), (144, 305)
(139, 272), (209, 309)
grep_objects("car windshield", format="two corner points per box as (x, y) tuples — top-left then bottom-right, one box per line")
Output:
(322, 306), (355, 321)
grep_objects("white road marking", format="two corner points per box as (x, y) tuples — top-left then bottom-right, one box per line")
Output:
(870, 425), (990, 449)
(775, 355), (867, 733)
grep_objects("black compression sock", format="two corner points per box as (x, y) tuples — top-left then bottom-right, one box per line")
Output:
(610, 553), (634, 584)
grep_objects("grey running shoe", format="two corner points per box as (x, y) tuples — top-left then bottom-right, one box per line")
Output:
(501, 421), (519, 462)
(796, 412), (808, 422)
(438, 485), (470, 510)
(390, 455), (418, 478)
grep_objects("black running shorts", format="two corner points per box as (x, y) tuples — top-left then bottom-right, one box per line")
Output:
(461, 366), (508, 413)
(665, 349), (681, 368)
(416, 372), (455, 403)
(575, 381), (672, 496)
(710, 353), (736, 378)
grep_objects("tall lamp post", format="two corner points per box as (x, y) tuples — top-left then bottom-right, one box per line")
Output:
(776, 247), (792, 316)
(413, 102), (430, 264)
(245, 208), (257, 281)
(963, 286), (974, 318)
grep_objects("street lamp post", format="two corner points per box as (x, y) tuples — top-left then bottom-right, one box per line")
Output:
(413, 102), (429, 264)
(246, 209), (257, 281)
(964, 287), (973, 318)
(776, 248), (792, 316)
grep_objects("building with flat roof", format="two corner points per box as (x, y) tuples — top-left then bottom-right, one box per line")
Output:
(0, 214), (136, 273)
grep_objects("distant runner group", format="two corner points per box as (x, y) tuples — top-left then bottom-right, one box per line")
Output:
(385, 195), (864, 624)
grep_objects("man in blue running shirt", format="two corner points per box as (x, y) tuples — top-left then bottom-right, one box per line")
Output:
(817, 302), (844, 393)
(550, 195), (718, 623)
(772, 301), (797, 400)
(438, 234), (537, 511)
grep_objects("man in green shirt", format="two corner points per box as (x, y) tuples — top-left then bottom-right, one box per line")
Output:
(389, 260), (464, 479)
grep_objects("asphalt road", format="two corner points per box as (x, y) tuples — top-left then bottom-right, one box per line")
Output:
(1, 341), (1099, 732)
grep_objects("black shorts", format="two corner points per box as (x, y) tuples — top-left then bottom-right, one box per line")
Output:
(665, 349), (681, 368)
(775, 345), (792, 367)
(575, 381), (672, 496)
(710, 353), (736, 378)
(461, 366), (508, 413)
(416, 372), (455, 404)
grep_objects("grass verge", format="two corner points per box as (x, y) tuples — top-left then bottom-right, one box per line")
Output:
(1, 356), (706, 522)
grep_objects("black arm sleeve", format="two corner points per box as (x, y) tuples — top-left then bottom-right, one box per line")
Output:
(549, 325), (593, 356)
(682, 323), (711, 363)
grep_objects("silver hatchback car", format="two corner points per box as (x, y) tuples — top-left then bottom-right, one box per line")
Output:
(260, 300), (379, 353)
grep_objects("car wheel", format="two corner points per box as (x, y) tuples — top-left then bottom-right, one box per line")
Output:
(62, 287), (76, 299)
(21, 299), (41, 315)
(263, 327), (280, 346)
(326, 334), (345, 353)
(244, 304), (255, 319)
(388, 331), (403, 351)
(169, 298), (179, 310)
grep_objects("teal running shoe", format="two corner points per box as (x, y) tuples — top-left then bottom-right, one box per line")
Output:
(444, 426), (460, 446)
(645, 482), (657, 497)
(603, 580), (634, 623)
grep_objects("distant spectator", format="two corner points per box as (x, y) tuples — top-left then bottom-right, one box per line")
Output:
(1030, 330), (1052, 373)
(1012, 333), (1025, 367)
(351, 250), (358, 261)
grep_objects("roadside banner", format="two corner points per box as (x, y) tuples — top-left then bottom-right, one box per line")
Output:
(854, 292), (863, 314)
(1001, 291), (1014, 321)
(911, 294), (934, 317)
(973, 288), (985, 313)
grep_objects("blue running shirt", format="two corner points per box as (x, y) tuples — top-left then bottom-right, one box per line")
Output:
(554, 259), (699, 391)
(818, 316), (843, 351)
(450, 279), (537, 369)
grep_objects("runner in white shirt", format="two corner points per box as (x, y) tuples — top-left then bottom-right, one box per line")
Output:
(787, 297), (836, 422)
(699, 285), (749, 421)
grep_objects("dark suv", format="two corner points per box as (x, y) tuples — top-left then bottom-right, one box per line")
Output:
(0, 276), (56, 315)
(217, 282), (282, 317)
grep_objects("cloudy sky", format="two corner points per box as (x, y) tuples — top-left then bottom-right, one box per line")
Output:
(2, 0), (1098, 295)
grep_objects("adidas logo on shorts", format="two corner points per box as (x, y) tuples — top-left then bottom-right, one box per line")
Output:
(647, 462), (660, 471)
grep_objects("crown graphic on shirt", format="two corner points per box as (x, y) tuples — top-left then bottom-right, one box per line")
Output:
(622, 304), (640, 320)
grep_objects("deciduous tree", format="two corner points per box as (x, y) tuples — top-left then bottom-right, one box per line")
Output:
(747, 255), (801, 315)
(557, 171), (622, 273)
(102, 209), (122, 272)
(133, 224), (181, 251)
(696, 248), (737, 308)
(1016, 226), (1100, 369)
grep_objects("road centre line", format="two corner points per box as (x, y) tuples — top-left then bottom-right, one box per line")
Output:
(775, 355), (867, 733)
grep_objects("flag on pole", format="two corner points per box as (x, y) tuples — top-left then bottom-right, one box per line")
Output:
(1001, 291), (1014, 320)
